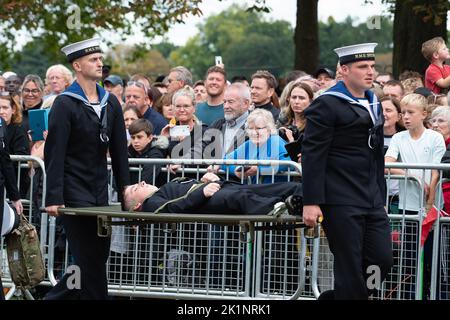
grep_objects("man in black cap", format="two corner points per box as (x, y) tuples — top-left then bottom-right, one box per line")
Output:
(314, 67), (335, 90)
(44, 37), (130, 300)
(104, 74), (125, 106)
(302, 43), (393, 299)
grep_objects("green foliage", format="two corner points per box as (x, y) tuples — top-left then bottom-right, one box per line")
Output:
(10, 41), (54, 79)
(170, 4), (294, 81)
(0, 0), (204, 69)
(106, 44), (171, 80)
(151, 41), (179, 60)
(319, 16), (393, 69)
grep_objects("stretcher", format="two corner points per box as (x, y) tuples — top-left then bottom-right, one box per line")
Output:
(58, 205), (309, 242)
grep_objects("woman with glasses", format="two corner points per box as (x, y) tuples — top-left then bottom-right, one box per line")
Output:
(430, 106), (450, 212)
(161, 86), (209, 174)
(223, 108), (290, 184)
(21, 74), (45, 133)
(434, 105), (450, 299)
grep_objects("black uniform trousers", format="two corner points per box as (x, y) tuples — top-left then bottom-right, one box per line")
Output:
(321, 205), (393, 300)
(195, 181), (302, 215)
(45, 212), (110, 300)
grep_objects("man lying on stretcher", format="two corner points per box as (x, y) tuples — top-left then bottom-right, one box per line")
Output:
(123, 172), (303, 216)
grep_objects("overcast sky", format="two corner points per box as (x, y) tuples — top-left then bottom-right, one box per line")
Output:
(145, 0), (390, 46)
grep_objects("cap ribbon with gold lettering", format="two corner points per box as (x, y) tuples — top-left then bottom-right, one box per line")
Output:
(333, 43), (378, 65)
(61, 37), (102, 63)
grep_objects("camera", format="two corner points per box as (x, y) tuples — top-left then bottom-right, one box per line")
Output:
(278, 125), (301, 142)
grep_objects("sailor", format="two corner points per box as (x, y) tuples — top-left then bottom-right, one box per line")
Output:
(44, 37), (130, 300)
(123, 172), (303, 216)
(301, 43), (393, 299)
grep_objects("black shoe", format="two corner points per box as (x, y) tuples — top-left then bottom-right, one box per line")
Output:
(318, 290), (335, 300)
(285, 195), (303, 216)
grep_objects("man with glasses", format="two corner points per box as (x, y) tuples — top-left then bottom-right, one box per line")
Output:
(124, 80), (167, 135)
(44, 37), (130, 300)
(167, 66), (193, 93)
(301, 43), (393, 300)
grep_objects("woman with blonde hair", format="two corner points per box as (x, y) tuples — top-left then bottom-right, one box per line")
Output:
(160, 86), (208, 174)
(45, 64), (73, 96)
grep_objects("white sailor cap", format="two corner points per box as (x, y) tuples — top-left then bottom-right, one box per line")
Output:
(334, 43), (378, 65)
(61, 37), (102, 63)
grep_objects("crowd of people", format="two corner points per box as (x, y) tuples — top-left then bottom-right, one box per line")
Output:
(0, 35), (450, 300)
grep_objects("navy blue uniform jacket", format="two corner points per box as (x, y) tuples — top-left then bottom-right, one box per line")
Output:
(301, 81), (385, 208)
(44, 82), (130, 207)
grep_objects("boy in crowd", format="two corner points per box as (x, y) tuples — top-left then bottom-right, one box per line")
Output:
(128, 118), (168, 186)
(385, 93), (445, 213)
(422, 37), (450, 94)
(385, 93), (446, 299)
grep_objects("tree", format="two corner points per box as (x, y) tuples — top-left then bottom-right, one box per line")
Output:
(319, 16), (393, 70)
(151, 41), (179, 60)
(170, 4), (294, 81)
(391, 0), (448, 77)
(295, 0), (319, 74)
(106, 45), (171, 80)
(296, 0), (449, 77)
(0, 0), (204, 69)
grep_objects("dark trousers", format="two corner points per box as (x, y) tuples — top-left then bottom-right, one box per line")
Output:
(197, 181), (303, 215)
(45, 215), (111, 300)
(321, 205), (393, 300)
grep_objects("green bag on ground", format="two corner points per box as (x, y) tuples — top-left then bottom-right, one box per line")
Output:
(5, 214), (45, 289)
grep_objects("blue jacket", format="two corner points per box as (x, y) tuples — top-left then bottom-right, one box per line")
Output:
(222, 134), (290, 183)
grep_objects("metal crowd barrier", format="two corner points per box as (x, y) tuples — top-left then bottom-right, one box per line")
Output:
(309, 162), (450, 300)
(3, 155), (50, 300)
(7, 156), (450, 300)
(45, 158), (307, 300)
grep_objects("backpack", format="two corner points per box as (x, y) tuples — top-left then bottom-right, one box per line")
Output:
(5, 214), (45, 289)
